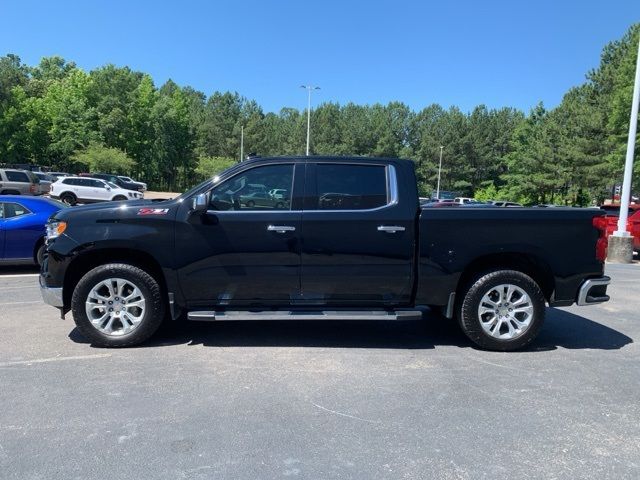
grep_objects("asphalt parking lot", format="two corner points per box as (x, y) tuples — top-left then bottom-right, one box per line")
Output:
(0, 264), (638, 480)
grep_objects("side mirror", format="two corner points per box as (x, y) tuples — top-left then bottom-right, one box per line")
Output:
(191, 192), (209, 212)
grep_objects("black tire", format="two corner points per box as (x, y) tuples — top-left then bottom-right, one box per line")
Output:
(60, 192), (77, 206)
(246, 200), (255, 208)
(35, 241), (46, 266)
(275, 202), (284, 209)
(71, 263), (166, 347)
(457, 269), (545, 351)
(112, 195), (127, 201)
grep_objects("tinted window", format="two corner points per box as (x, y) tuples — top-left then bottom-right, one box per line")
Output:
(3, 202), (31, 218)
(209, 164), (294, 211)
(91, 180), (106, 188)
(62, 178), (77, 186)
(35, 173), (53, 182)
(5, 171), (30, 182)
(315, 164), (388, 210)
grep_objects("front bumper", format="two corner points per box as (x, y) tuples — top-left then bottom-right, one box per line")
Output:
(576, 276), (610, 306)
(39, 275), (63, 307)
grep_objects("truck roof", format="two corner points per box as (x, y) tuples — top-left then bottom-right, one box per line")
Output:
(240, 155), (415, 167)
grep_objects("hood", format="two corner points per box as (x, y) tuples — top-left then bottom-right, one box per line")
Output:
(52, 198), (179, 221)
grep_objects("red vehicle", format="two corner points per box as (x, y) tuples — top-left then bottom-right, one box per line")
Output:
(600, 204), (640, 252)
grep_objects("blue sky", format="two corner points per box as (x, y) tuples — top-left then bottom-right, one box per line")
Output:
(1, 0), (638, 113)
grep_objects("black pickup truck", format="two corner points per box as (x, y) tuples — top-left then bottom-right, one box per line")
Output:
(39, 156), (611, 350)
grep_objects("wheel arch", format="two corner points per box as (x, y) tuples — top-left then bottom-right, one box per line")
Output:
(62, 248), (167, 308)
(457, 252), (555, 302)
(33, 235), (46, 264)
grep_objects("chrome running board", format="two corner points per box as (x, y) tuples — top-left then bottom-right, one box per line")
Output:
(187, 310), (423, 321)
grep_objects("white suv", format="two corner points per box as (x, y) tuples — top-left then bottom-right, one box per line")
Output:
(50, 177), (144, 206)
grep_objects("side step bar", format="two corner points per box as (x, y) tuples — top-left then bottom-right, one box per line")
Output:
(187, 310), (423, 322)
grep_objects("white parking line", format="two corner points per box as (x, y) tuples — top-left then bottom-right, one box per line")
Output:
(0, 285), (39, 291)
(0, 301), (42, 306)
(0, 274), (39, 279)
(0, 354), (111, 367)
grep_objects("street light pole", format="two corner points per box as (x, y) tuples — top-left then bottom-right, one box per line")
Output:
(436, 145), (444, 199)
(609, 36), (640, 263)
(301, 85), (320, 156)
(240, 125), (244, 162)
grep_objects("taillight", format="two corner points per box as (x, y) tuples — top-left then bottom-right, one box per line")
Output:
(592, 216), (608, 262)
(30, 184), (36, 193)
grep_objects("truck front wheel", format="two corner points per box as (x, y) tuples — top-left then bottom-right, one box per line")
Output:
(71, 263), (166, 347)
(457, 270), (545, 351)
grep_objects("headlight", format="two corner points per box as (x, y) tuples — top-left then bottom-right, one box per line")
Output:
(46, 221), (67, 240)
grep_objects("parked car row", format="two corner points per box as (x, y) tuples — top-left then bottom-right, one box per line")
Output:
(0, 170), (148, 266)
(0, 167), (147, 198)
(421, 197), (526, 208)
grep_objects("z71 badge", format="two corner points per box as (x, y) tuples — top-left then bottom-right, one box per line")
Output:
(137, 208), (169, 216)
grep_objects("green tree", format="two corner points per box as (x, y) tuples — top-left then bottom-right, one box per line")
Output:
(40, 69), (96, 168)
(71, 142), (135, 173)
(152, 80), (196, 190)
(194, 156), (236, 179)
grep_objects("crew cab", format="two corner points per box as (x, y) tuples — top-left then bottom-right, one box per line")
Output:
(39, 157), (611, 350)
(50, 177), (144, 205)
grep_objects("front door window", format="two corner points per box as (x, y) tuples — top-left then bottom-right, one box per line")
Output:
(209, 164), (294, 211)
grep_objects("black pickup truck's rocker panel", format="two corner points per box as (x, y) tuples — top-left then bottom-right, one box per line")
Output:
(39, 156), (610, 351)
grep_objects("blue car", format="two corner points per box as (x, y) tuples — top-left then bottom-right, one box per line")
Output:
(0, 196), (66, 265)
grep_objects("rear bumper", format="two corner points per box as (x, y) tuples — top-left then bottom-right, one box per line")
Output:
(39, 275), (63, 307)
(576, 276), (610, 306)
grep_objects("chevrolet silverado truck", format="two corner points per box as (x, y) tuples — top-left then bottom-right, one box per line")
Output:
(39, 156), (611, 350)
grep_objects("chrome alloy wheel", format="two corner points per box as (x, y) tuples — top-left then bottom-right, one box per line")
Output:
(477, 284), (534, 340)
(85, 278), (146, 336)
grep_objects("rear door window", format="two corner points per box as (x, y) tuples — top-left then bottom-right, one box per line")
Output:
(3, 202), (31, 218)
(75, 178), (92, 187)
(314, 164), (388, 210)
(5, 171), (30, 182)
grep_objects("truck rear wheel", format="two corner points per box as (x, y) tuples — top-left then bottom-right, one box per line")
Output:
(71, 263), (165, 347)
(457, 269), (545, 351)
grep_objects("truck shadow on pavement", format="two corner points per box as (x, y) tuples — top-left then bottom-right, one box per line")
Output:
(70, 307), (633, 351)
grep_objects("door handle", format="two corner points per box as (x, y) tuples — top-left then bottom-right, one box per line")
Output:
(267, 225), (296, 233)
(377, 225), (405, 233)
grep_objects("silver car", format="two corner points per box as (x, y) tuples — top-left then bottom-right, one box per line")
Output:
(0, 169), (40, 195)
(34, 172), (54, 194)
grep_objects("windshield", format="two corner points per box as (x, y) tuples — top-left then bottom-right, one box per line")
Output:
(174, 162), (243, 202)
